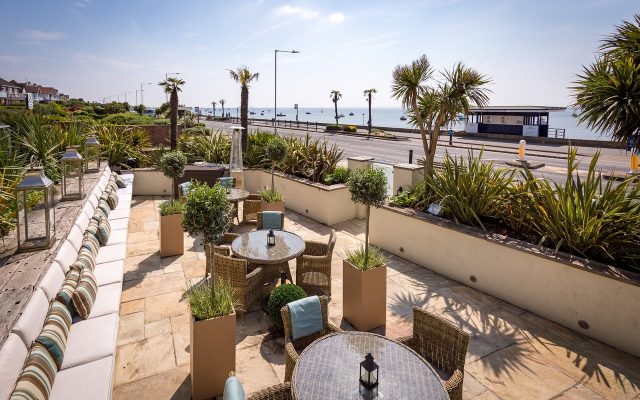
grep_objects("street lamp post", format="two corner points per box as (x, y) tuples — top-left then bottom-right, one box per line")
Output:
(165, 72), (181, 102)
(140, 82), (152, 106)
(274, 49), (299, 134)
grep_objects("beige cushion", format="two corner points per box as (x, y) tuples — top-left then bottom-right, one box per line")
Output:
(88, 191), (99, 209)
(94, 261), (124, 287)
(106, 230), (127, 245)
(38, 261), (65, 301)
(50, 356), (114, 400)
(67, 225), (84, 252)
(11, 289), (49, 347)
(73, 210), (91, 233)
(0, 334), (29, 400)
(81, 201), (95, 221)
(53, 240), (78, 273)
(61, 313), (118, 369)
(95, 243), (126, 265)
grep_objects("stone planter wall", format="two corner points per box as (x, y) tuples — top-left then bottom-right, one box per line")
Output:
(131, 168), (172, 196)
(369, 204), (640, 358)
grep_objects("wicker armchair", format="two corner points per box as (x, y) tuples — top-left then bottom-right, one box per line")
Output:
(295, 230), (336, 297)
(243, 194), (262, 223)
(281, 295), (341, 382)
(247, 383), (292, 400)
(214, 252), (265, 314)
(257, 211), (285, 230)
(204, 233), (240, 276)
(396, 307), (470, 400)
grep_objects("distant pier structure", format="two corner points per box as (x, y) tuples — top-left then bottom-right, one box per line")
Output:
(466, 106), (566, 138)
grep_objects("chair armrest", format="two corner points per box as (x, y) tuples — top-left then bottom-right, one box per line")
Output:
(395, 335), (415, 349)
(285, 341), (299, 364)
(444, 369), (464, 393)
(247, 266), (264, 281)
(327, 322), (342, 333)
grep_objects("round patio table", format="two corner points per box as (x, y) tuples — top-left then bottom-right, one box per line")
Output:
(291, 332), (449, 400)
(226, 188), (249, 202)
(230, 230), (305, 265)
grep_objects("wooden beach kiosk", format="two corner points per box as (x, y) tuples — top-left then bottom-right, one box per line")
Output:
(466, 106), (566, 138)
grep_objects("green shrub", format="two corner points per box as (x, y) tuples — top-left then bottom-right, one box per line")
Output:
(267, 284), (306, 332)
(344, 125), (357, 133)
(182, 126), (211, 135)
(177, 132), (230, 164)
(345, 245), (385, 271)
(182, 181), (232, 244)
(325, 125), (341, 132)
(280, 134), (343, 183)
(185, 277), (236, 320)
(159, 199), (183, 216)
(100, 112), (157, 125)
(324, 166), (350, 185)
(92, 124), (151, 168)
(260, 187), (283, 203)
(159, 151), (187, 179)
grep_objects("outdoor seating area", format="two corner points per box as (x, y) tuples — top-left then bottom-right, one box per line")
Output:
(110, 196), (640, 400)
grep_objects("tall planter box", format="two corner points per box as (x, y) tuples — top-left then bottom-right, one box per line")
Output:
(261, 199), (285, 213)
(190, 312), (236, 400)
(159, 213), (184, 257)
(343, 260), (387, 331)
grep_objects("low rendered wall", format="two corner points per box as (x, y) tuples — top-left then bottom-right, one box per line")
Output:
(369, 205), (640, 358)
(243, 169), (356, 226)
(137, 125), (183, 147)
(132, 168), (172, 196)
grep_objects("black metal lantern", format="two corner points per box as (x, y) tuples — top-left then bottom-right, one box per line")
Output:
(359, 353), (379, 389)
(267, 229), (276, 246)
(15, 166), (56, 252)
(60, 146), (84, 201)
(84, 135), (100, 172)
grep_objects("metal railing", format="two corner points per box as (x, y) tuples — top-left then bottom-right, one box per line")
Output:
(549, 128), (566, 138)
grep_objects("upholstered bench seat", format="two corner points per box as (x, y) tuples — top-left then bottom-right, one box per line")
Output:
(50, 356), (114, 400)
(107, 229), (128, 245)
(61, 313), (119, 370)
(109, 218), (129, 230)
(94, 260), (125, 286)
(72, 282), (121, 321)
(95, 243), (127, 265)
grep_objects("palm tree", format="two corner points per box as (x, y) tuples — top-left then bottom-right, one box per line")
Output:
(573, 14), (640, 149)
(228, 66), (260, 150)
(330, 90), (342, 125)
(211, 101), (216, 118)
(363, 88), (377, 137)
(158, 77), (186, 149)
(220, 99), (226, 118)
(392, 55), (490, 177)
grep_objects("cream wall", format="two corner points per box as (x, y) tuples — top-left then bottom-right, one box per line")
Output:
(369, 206), (640, 358)
(132, 168), (172, 196)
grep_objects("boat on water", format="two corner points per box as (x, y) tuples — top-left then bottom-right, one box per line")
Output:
(400, 116), (407, 121)
(338, 114), (345, 118)
(572, 112), (578, 117)
(305, 111), (311, 115)
(250, 111), (255, 115)
(349, 112), (354, 116)
(276, 113), (286, 117)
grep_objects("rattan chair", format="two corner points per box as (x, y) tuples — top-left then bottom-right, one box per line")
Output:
(243, 194), (262, 223)
(257, 211), (285, 230)
(295, 230), (336, 297)
(214, 252), (265, 314)
(205, 233), (240, 276)
(396, 307), (470, 400)
(281, 295), (341, 382)
(247, 383), (292, 400)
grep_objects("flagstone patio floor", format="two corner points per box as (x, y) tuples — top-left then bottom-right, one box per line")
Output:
(112, 196), (640, 400)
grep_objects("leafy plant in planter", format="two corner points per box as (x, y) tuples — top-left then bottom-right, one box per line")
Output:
(268, 284), (306, 332)
(185, 277), (236, 321)
(159, 150), (187, 199)
(324, 166), (351, 185)
(159, 200), (183, 216)
(347, 168), (388, 269)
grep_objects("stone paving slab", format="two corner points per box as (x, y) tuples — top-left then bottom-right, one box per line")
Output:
(113, 196), (640, 400)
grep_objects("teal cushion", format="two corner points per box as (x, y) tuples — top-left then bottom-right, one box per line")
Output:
(262, 211), (283, 230)
(178, 182), (192, 197)
(115, 174), (126, 188)
(288, 296), (323, 341)
(218, 177), (235, 188)
(223, 376), (245, 400)
(35, 301), (72, 370)
(10, 344), (56, 400)
(96, 217), (111, 246)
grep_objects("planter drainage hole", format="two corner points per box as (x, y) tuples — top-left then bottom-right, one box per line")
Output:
(469, 275), (477, 283)
(578, 320), (590, 330)
(399, 246), (404, 253)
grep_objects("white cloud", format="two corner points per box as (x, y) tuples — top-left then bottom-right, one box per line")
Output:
(20, 30), (65, 43)
(274, 5), (320, 19)
(326, 12), (345, 24)
(75, 0), (92, 8)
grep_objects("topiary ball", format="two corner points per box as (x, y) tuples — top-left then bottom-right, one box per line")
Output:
(268, 284), (306, 332)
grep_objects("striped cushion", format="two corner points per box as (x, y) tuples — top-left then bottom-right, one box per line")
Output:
(106, 181), (119, 193)
(10, 343), (57, 400)
(115, 175), (126, 188)
(80, 234), (100, 257)
(72, 252), (96, 272)
(85, 218), (100, 241)
(96, 217), (111, 245)
(105, 191), (118, 210)
(71, 268), (98, 319)
(56, 269), (81, 316)
(35, 301), (72, 370)
(97, 199), (110, 217)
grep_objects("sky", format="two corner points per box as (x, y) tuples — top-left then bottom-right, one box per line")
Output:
(0, 0), (637, 109)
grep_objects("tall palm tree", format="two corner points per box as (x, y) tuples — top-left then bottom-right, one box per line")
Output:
(220, 99), (226, 118)
(573, 14), (640, 149)
(228, 66), (260, 150)
(363, 88), (377, 137)
(158, 77), (186, 149)
(392, 55), (490, 177)
(330, 90), (342, 125)
(211, 101), (216, 118)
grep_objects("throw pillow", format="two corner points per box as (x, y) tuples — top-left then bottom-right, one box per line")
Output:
(85, 218), (100, 242)
(10, 344), (57, 400)
(97, 199), (110, 218)
(106, 191), (118, 210)
(106, 181), (119, 193)
(93, 206), (108, 222)
(35, 301), (72, 370)
(96, 217), (111, 246)
(56, 269), (81, 316)
(115, 174), (126, 188)
(80, 234), (100, 257)
(72, 251), (96, 272)
(71, 268), (98, 319)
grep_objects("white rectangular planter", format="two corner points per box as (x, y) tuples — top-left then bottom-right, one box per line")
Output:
(132, 168), (172, 196)
(244, 169), (356, 226)
(369, 205), (640, 358)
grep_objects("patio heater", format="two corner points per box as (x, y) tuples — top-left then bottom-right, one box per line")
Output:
(15, 165), (56, 252)
(84, 135), (101, 173)
(60, 146), (84, 201)
(229, 126), (245, 189)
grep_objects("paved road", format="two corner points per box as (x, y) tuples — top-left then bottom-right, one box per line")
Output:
(204, 120), (632, 182)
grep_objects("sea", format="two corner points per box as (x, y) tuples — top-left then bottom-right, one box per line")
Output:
(193, 107), (610, 141)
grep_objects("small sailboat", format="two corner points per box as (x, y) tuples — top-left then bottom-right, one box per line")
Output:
(250, 111), (256, 115)
(400, 115), (407, 121)
(305, 111), (311, 115)
(349, 112), (354, 116)
(276, 113), (286, 117)
(260, 112), (264, 116)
